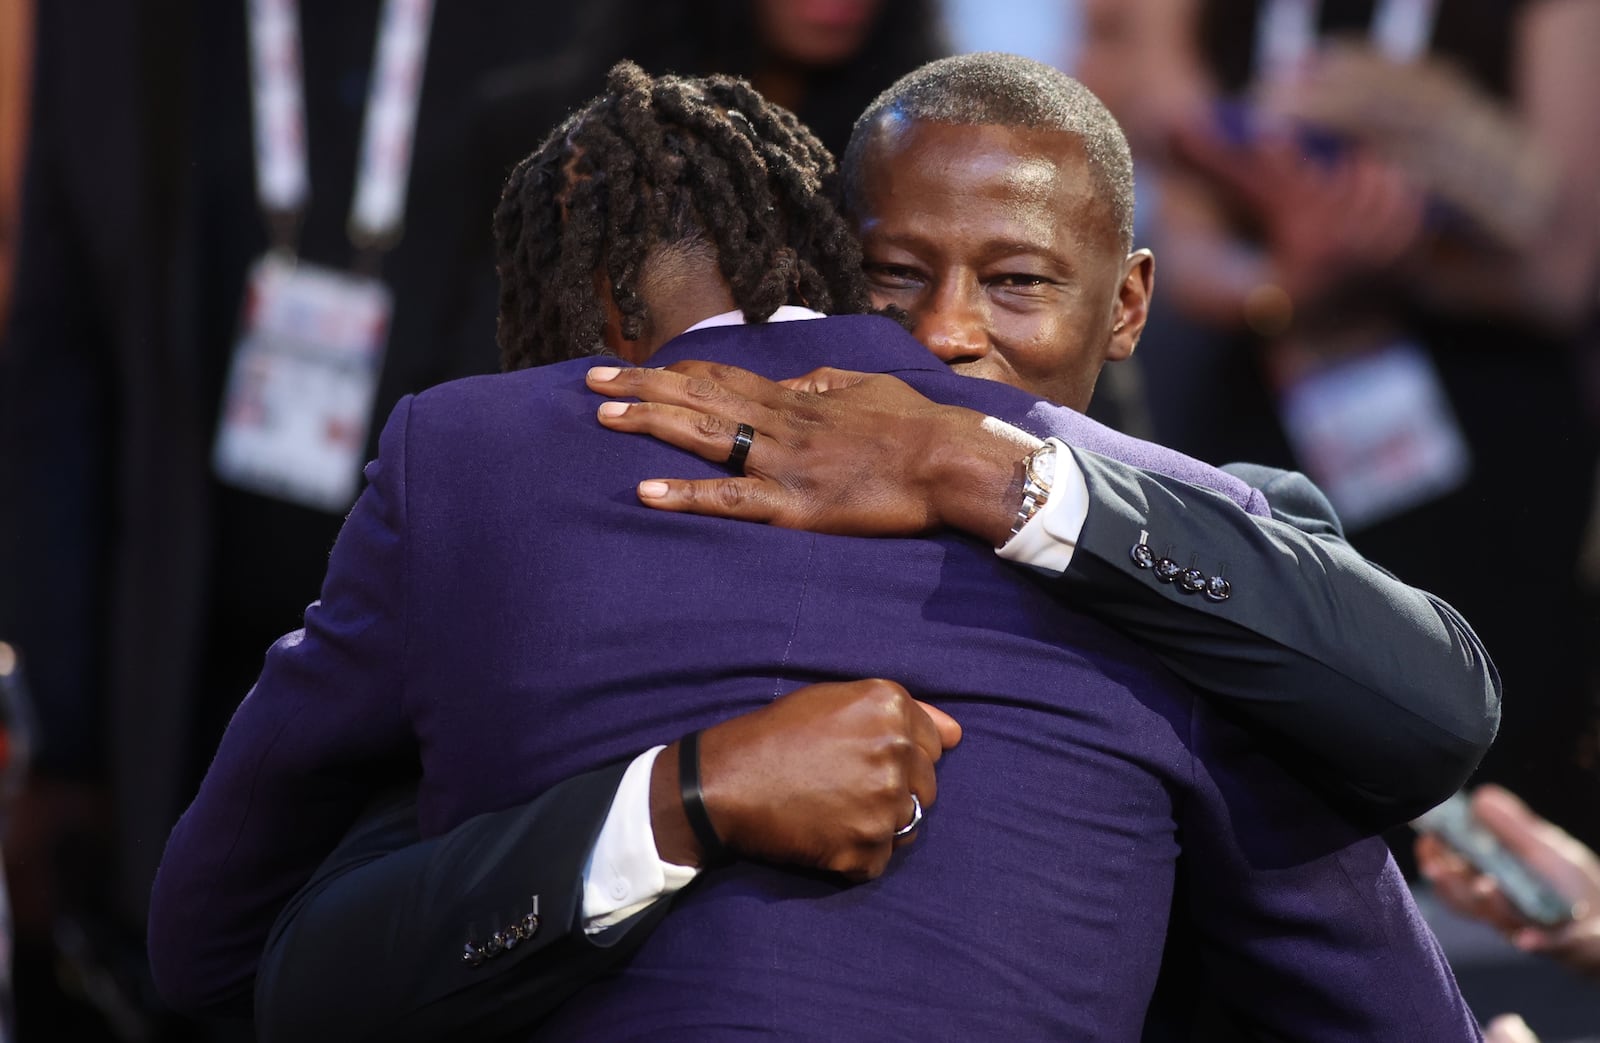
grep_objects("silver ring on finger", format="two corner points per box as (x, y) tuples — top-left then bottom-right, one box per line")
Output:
(894, 793), (923, 838)
(726, 422), (756, 475)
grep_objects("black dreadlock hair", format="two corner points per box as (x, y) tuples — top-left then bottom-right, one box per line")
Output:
(493, 61), (873, 372)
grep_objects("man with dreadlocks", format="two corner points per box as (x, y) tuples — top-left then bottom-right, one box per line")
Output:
(152, 60), (945, 1024)
(489, 62), (871, 373)
(153, 61), (1478, 1040)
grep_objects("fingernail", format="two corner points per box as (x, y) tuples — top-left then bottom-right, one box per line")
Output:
(588, 366), (621, 382)
(639, 480), (669, 499)
(598, 402), (628, 418)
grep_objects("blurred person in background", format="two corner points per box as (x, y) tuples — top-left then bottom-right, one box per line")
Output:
(0, 0), (29, 331)
(471, 0), (946, 167)
(0, 2), (946, 1037)
(1082, 0), (1600, 853)
(2, 3), (579, 1034)
(0, 0), (33, 1008)
(0, 5), (44, 1042)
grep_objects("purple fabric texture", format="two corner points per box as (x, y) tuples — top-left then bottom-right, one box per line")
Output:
(150, 316), (1475, 1039)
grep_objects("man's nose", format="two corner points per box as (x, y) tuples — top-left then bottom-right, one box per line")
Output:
(912, 292), (991, 366)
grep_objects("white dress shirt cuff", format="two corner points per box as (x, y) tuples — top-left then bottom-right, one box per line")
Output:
(581, 745), (701, 935)
(995, 438), (1089, 575)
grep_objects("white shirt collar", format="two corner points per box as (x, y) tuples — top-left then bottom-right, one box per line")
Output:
(682, 305), (828, 334)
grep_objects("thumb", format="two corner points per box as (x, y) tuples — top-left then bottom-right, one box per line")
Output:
(914, 700), (962, 750)
(778, 366), (871, 394)
(1484, 1013), (1542, 1043)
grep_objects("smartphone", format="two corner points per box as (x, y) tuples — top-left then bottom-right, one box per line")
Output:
(1413, 791), (1575, 928)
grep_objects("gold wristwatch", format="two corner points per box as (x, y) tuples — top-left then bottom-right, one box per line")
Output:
(1008, 441), (1056, 540)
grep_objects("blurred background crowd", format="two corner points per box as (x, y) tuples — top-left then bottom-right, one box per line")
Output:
(0, 0), (1595, 1039)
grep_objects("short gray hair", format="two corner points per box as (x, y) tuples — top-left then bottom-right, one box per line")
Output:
(842, 52), (1135, 250)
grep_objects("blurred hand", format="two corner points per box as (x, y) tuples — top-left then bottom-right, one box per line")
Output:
(1260, 41), (1479, 143)
(651, 679), (962, 882)
(588, 361), (1038, 548)
(1170, 122), (1425, 307)
(1483, 1013), (1542, 1043)
(1261, 42), (1552, 255)
(1416, 785), (1600, 981)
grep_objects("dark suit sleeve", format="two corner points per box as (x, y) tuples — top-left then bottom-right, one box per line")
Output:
(1058, 450), (1499, 827)
(255, 762), (671, 1043)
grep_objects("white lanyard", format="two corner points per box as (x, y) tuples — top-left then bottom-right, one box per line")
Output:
(245, 0), (435, 253)
(1370, 0), (1442, 62)
(1254, 0), (1442, 80)
(1254, 0), (1320, 82)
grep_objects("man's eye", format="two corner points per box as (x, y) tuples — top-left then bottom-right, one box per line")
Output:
(994, 274), (1049, 288)
(863, 264), (921, 288)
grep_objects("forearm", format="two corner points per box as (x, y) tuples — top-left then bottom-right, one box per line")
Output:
(254, 676), (955, 1041)
(918, 415), (1039, 548)
(578, 354), (1495, 826)
(892, 413), (1493, 823)
(1065, 454), (1498, 825)
(256, 763), (652, 1043)
(898, 409), (1497, 824)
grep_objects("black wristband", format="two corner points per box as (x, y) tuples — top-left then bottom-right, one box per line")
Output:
(677, 730), (729, 864)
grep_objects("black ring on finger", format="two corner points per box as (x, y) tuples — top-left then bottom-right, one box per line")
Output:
(726, 423), (756, 475)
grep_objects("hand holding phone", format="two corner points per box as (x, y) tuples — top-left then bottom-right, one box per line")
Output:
(1413, 790), (1577, 928)
(1418, 787), (1600, 982)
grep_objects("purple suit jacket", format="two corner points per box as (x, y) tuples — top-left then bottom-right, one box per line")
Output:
(150, 316), (1477, 1040)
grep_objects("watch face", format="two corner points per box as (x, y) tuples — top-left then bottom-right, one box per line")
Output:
(1026, 443), (1058, 488)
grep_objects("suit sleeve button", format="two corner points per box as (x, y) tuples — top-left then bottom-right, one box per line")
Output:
(1179, 568), (1206, 593)
(1204, 576), (1232, 602)
(463, 942), (486, 967)
(1154, 558), (1181, 582)
(1130, 543), (1155, 569)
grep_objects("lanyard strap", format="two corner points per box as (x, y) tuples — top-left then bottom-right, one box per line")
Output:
(1254, 0), (1320, 82)
(245, 0), (435, 255)
(1370, 0), (1441, 62)
(1254, 0), (1442, 80)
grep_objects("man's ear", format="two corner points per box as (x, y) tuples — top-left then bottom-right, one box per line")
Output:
(1107, 248), (1154, 363)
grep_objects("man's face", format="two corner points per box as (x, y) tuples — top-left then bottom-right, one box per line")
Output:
(851, 117), (1148, 411)
(756, 0), (886, 67)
